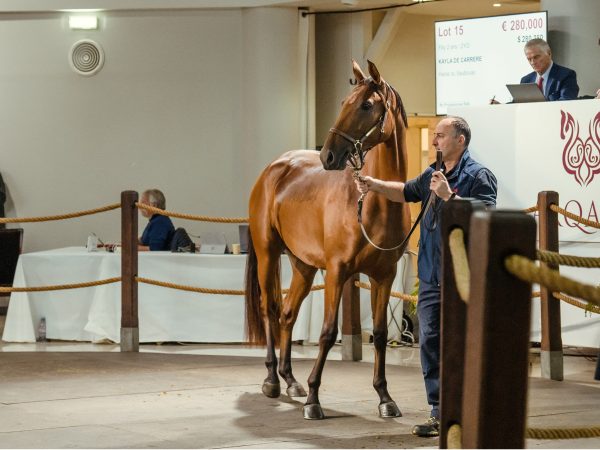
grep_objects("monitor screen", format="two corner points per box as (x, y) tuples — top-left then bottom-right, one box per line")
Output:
(435, 11), (548, 115)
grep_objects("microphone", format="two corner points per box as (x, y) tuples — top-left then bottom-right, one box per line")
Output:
(435, 149), (443, 172)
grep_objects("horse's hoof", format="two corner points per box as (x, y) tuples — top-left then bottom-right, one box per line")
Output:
(378, 401), (402, 418)
(286, 382), (307, 397)
(303, 404), (325, 420)
(262, 381), (281, 398)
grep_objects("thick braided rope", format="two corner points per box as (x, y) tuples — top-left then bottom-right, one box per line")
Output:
(136, 203), (248, 223)
(537, 250), (600, 268)
(526, 426), (600, 440)
(523, 205), (539, 213)
(549, 204), (600, 229)
(0, 277), (121, 293)
(447, 424), (462, 449)
(0, 203), (121, 224)
(354, 281), (417, 303)
(446, 423), (600, 443)
(136, 276), (324, 295)
(449, 228), (470, 303)
(505, 255), (600, 306)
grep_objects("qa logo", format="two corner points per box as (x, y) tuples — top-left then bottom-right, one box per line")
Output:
(560, 110), (600, 187)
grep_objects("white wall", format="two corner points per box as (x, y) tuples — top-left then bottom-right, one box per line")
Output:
(0, 8), (305, 251)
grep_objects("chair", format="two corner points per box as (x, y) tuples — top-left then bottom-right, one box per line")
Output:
(0, 228), (23, 314)
(169, 227), (195, 253)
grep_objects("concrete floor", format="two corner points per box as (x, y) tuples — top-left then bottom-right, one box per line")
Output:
(0, 315), (599, 448)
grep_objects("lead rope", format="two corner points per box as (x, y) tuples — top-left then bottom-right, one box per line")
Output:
(355, 149), (442, 252)
(355, 169), (435, 252)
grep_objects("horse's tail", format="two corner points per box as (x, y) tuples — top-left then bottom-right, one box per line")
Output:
(244, 230), (281, 346)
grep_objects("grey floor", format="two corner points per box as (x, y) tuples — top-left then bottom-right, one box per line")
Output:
(0, 314), (599, 449)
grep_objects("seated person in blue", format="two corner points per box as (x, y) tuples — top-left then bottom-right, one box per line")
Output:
(521, 38), (579, 101)
(138, 189), (174, 251)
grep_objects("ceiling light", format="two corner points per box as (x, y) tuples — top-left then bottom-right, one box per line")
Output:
(493, 3), (502, 6)
(69, 16), (98, 30)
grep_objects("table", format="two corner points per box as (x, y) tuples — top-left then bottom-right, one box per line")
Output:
(2, 248), (414, 344)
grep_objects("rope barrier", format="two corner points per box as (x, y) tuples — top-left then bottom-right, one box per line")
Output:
(136, 203), (248, 223)
(0, 203), (121, 224)
(136, 276), (324, 295)
(444, 423), (600, 445)
(449, 228), (470, 303)
(526, 426), (600, 440)
(505, 255), (600, 307)
(553, 292), (600, 315)
(0, 277), (121, 293)
(533, 291), (598, 314)
(354, 281), (417, 303)
(447, 424), (462, 449)
(523, 205), (539, 213)
(549, 204), (600, 229)
(537, 250), (600, 268)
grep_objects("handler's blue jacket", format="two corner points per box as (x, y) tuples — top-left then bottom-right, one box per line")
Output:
(403, 149), (497, 285)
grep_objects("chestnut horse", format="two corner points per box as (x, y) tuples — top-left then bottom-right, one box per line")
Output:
(245, 60), (410, 420)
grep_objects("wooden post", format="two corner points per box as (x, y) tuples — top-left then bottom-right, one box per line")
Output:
(461, 210), (536, 449)
(121, 190), (139, 352)
(538, 191), (563, 380)
(341, 273), (362, 361)
(439, 199), (485, 448)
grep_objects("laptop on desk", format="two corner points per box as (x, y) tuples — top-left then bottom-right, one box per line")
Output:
(506, 83), (546, 103)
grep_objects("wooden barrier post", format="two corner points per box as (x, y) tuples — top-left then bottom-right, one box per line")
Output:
(121, 190), (139, 352)
(538, 191), (563, 380)
(461, 210), (536, 449)
(341, 273), (362, 361)
(439, 199), (485, 448)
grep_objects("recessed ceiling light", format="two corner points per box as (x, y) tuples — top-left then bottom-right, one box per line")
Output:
(493, 3), (502, 6)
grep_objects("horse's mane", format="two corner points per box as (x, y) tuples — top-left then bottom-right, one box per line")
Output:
(387, 83), (408, 129)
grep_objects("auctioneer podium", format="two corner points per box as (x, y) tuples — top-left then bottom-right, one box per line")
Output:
(449, 99), (600, 348)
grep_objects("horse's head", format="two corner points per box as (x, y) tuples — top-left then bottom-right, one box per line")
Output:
(320, 60), (403, 171)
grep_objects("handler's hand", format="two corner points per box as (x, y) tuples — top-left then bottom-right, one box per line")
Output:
(354, 175), (373, 194)
(430, 170), (453, 201)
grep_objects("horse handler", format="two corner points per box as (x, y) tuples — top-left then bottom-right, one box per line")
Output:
(355, 116), (497, 437)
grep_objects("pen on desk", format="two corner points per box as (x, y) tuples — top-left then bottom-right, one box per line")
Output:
(490, 95), (496, 104)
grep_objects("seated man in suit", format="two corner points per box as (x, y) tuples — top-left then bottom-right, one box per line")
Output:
(521, 38), (579, 101)
(138, 189), (174, 251)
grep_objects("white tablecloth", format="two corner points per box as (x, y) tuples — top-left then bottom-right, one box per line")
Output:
(2, 247), (414, 343)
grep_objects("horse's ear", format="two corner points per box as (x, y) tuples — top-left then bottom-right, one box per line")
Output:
(352, 59), (366, 83)
(367, 60), (382, 85)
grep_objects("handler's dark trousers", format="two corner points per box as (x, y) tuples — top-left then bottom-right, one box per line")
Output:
(417, 279), (441, 419)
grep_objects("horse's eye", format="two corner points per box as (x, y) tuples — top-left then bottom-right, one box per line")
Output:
(361, 101), (373, 110)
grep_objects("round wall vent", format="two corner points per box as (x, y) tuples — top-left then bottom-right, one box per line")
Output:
(69, 39), (104, 76)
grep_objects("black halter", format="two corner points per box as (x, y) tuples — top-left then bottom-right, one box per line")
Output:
(328, 81), (391, 171)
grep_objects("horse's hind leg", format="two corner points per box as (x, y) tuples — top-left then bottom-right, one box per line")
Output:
(370, 273), (402, 417)
(256, 246), (284, 398)
(278, 255), (317, 398)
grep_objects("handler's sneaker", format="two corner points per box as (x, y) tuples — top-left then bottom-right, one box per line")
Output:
(411, 416), (440, 437)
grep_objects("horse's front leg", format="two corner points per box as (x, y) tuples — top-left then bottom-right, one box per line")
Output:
(304, 268), (345, 420)
(278, 260), (316, 398)
(370, 273), (402, 418)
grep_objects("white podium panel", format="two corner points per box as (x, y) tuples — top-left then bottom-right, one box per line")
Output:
(450, 100), (600, 348)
